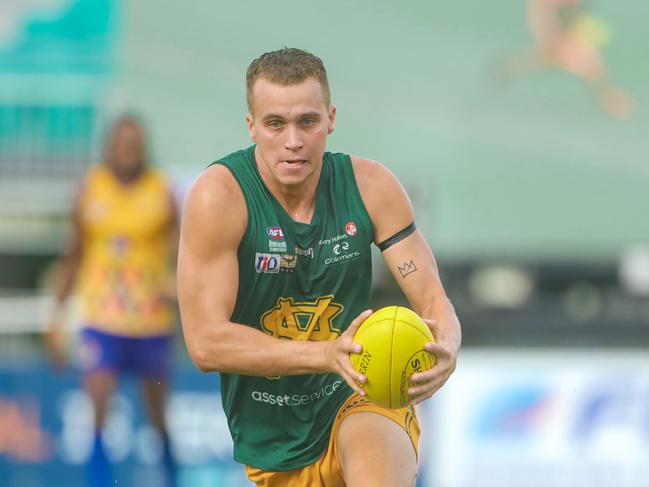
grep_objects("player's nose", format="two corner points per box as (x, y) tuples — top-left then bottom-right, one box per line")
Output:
(284, 125), (304, 150)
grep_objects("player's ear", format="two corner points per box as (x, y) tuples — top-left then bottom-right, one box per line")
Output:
(245, 113), (256, 142)
(327, 105), (336, 134)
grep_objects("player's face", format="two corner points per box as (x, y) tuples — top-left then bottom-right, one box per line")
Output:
(107, 122), (145, 179)
(246, 77), (336, 189)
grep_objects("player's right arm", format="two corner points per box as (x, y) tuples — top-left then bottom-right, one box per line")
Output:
(178, 165), (367, 393)
(43, 185), (84, 367)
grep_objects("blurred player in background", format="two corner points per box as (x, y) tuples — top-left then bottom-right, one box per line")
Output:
(44, 115), (179, 487)
(497, 0), (634, 118)
(178, 48), (461, 486)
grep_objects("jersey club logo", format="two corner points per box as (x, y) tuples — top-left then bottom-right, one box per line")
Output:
(345, 221), (357, 236)
(260, 295), (344, 341)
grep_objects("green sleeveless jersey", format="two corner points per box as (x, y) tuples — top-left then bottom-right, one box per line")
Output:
(213, 145), (374, 471)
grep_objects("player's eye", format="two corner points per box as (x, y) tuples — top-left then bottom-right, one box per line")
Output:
(301, 118), (317, 126)
(267, 120), (283, 129)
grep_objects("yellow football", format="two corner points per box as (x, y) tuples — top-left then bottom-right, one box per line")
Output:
(350, 306), (436, 409)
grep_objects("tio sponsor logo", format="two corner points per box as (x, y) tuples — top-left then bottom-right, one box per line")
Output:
(267, 226), (285, 241)
(345, 221), (357, 237)
(255, 253), (280, 273)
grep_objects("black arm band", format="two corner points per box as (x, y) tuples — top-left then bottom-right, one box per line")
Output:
(377, 222), (417, 252)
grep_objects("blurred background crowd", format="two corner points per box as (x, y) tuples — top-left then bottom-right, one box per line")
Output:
(1, 0), (648, 486)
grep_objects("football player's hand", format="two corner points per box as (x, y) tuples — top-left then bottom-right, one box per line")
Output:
(323, 309), (373, 396)
(43, 316), (69, 369)
(408, 318), (458, 405)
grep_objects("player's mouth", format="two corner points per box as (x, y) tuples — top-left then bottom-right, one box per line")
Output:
(280, 159), (307, 167)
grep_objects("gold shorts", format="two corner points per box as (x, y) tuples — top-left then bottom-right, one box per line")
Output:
(245, 393), (420, 487)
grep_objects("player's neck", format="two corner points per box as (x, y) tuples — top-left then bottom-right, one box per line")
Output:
(270, 184), (317, 224)
(285, 198), (316, 224)
(108, 164), (145, 185)
(258, 173), (317, 223)
(256, 150), (321, 224)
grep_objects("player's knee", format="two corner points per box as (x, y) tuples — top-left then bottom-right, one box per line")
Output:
(337, 413), (417, 487)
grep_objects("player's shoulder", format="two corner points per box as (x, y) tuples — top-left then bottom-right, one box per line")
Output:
(144, 166), (171, 186)
(76, 163), (106, 200)
(181, 164), (247, 247)
(350, 156), (404, 202)
(194, 162), (242, 194)
(183, 164), (246, 230)
(81, 162), (107, 185)
(350, 156), (413, 239)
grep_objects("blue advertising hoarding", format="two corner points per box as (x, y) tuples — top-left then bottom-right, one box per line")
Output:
(0, 360), (249, 487)
(429, 349), (649, 487)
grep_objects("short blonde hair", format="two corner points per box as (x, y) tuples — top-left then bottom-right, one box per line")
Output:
(246, 47), (330, 113)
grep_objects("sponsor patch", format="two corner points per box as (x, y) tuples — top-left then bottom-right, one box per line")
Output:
(280, 254), (297, 272)
(324, 251), (360, 265)
(333, 241), (350, 255)
(326, 241), (360, 265)
(318, 233), (348, 246)
(250, 380), (343, 407)
(295, 246), (314, 259)
(255, 253), (280, 273)
(269, 240), (287, 252)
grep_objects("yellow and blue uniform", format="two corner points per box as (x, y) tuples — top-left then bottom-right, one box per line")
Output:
(76, 164), (176, 378)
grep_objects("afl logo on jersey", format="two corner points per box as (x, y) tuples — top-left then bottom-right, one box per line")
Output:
(267, 226), (285, 241)
(345, 221), (357, 237)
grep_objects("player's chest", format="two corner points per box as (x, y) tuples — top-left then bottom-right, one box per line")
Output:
(81, 188), (168, 237)
(248, 218), (369, 276)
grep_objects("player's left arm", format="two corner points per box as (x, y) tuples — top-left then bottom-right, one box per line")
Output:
(353, 157), (461, 405)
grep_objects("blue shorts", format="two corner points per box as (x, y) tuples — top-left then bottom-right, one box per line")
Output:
(79, 327), (173, 380)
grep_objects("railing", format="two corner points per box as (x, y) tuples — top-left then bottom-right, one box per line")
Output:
(0, 104), (97, 252)
(0, 104), (95, 180)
